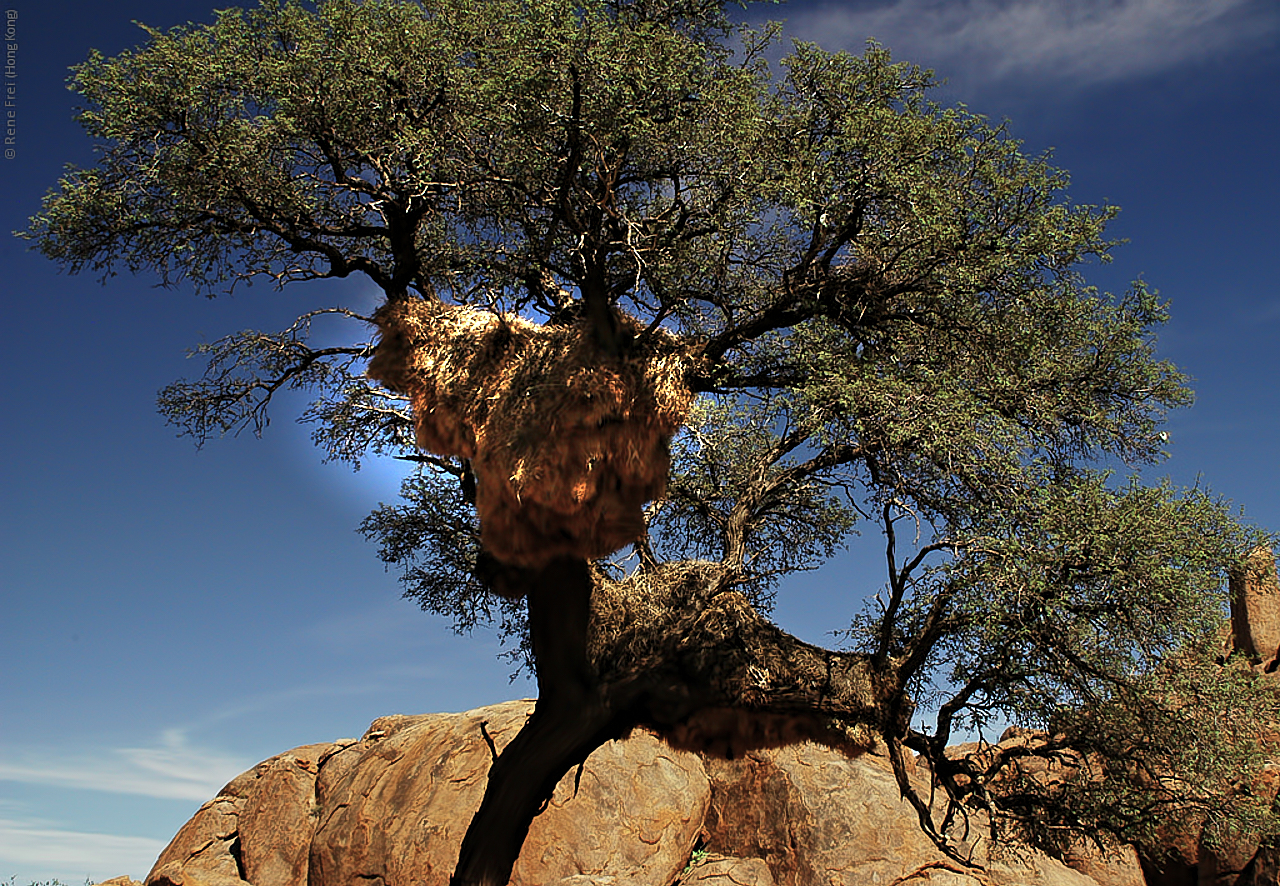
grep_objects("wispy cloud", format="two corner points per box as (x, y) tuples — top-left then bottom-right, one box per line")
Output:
(0, 729), (249, 802)
(0, 660), (496, 805)
(781, 0), (1279, 89)
(0, 818), (166, 879)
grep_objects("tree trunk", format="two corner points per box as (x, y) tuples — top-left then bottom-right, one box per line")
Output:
(450, 557), (621, 886)
(449, 559), (888, 886)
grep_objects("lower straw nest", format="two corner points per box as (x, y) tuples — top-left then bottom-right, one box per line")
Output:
(367, 298), (696, 578)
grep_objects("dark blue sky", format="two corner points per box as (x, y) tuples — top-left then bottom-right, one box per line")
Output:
(2, 0), (1278, 880)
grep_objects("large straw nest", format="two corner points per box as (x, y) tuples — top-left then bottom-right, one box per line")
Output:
(367, 297), (695, 576)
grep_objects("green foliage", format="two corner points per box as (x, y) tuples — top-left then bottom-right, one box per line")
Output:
(23, 0), (1279, 859)
(1053, 652), (1280, 855)
(25, 0), (758, 301)
(655, 395), (858, 600)
(898, 477), (1261, 731)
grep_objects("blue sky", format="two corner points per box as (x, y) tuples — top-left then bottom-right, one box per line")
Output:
(2, 0), (1277, 881)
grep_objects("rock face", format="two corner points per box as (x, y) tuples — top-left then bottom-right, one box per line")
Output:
(1231, 546), (1280, 670)
(308, 703), (708, 886)
(149, 701), (709, 886)
(143, 699), (1143, 886)
(701, 744), (1114, 886)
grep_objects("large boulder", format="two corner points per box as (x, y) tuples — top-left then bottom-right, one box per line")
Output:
(702, 742), (1119, 886)
(307, 702), (709, 885)
(148, 701), (708, 886)
(142, 699), (1150, 886)
(1132, 549), (1280, 886)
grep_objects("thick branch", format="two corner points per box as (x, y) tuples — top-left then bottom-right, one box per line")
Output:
(227, 183), (397, 291)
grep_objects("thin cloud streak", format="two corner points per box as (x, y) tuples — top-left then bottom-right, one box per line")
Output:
(0, 729), (249, 802)
(781, 0), (1278, 89)
(0, 667), (489, 804)
(0, 819), (166, 877)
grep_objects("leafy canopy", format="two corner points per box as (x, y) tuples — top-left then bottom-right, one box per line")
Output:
(24, 0), (1277, 855)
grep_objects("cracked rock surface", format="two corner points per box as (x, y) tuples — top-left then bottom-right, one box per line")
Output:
(140, 700), (1143, 886)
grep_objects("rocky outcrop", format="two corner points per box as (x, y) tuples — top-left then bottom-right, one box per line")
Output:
(107, 553), (1280, 886)
(1231, 546), (1280, 670)
(142, 699), (1143, 886)
(148, 701), (710, 886)
(702, 741), (1121, 886)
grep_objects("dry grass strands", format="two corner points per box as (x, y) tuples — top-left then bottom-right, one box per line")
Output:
(367, 297), (695, 575)
(589, 561), (881, 756)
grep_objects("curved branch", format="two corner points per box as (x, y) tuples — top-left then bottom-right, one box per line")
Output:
(226, 184), (397, 291)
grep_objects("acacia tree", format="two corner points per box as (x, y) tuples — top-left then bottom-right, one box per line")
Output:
(25, 0), (1280, 883)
